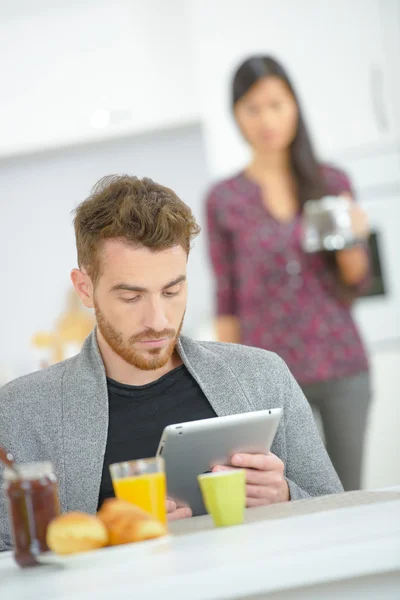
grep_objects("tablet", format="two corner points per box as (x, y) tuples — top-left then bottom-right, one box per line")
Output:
(156, 408), (282, 516)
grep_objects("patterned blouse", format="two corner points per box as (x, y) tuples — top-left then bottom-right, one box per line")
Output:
(206, 165), (370, 385)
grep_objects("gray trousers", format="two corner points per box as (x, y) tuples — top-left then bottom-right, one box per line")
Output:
(301, 372), (371, 491)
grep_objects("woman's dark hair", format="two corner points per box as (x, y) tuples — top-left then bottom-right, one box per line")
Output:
(233, 56), (356, 303)
(232, 55), (326, 206)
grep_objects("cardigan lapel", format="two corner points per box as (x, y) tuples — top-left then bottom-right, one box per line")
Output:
(177, 336), (253, 416)
(61, 332), (108, 514)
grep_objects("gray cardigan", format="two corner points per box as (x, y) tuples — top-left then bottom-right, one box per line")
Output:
(0, 332), (343, 550)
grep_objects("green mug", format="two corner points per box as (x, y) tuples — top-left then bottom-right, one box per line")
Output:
(197, 469), (246, 527)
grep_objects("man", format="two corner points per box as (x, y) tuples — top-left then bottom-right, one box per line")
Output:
(0, 175), (342, 551)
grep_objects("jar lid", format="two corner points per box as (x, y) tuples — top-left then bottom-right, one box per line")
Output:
(4, 461), (54, 482)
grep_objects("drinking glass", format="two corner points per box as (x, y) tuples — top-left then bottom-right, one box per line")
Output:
(110, 457), (166, 524)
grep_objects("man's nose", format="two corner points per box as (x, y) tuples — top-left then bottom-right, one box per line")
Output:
(142, 297), (169, 332)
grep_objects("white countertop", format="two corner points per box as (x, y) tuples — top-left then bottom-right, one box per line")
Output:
(1, 491), (399, 600)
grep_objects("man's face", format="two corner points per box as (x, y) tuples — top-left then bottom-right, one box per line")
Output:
(84, 240), (188, 371)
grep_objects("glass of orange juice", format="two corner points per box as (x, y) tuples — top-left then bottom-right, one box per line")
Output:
(110, 457), (166, 524)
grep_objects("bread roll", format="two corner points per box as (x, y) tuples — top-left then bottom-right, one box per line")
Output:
(98, 499), (166, 545)
(46, 512), (109, 555)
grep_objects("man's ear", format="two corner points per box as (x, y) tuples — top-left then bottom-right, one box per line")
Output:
(70, 268), (94, 309)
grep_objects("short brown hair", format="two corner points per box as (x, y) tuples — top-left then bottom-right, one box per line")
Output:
(73, 175), (200, 282)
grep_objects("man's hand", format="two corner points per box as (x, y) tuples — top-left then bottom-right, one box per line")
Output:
(166, 498), (192, 521)
(213, 452), (290, 507)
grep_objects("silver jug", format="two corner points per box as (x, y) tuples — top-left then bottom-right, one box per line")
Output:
(301, 196), (356, 253)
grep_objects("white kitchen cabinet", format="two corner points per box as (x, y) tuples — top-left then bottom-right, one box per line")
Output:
(188, 0), (400, 177)
(380, 0), (400, 140)
(0, 0), (199, 157)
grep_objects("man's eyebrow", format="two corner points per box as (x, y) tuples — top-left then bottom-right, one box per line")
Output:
(109, 283), (147, 293)
(110, 275), (186, 294)
(162, 275), (186, 290)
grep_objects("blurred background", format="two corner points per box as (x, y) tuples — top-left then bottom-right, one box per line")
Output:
(0, 0), (399, 488)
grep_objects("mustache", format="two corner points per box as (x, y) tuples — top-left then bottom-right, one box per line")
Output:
(129, 329), (176, 343)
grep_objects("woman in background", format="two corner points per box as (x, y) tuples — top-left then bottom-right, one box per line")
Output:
(206, 56), (371, 491)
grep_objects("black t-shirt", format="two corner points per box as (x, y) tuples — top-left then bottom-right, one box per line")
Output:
(97, 365), (217, 508)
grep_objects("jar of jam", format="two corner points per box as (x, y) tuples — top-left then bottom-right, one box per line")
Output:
(4, 462), (60, 567)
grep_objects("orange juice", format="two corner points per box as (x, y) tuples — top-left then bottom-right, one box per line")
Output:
(112, 472), (167, 524)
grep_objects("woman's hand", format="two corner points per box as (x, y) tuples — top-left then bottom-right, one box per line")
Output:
(335, 194), (370, 286)
(340, 193), (370, 241)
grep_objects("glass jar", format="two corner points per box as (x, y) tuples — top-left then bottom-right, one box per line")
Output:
(301, 196), (356, 253)
(4, 462), (60, 567)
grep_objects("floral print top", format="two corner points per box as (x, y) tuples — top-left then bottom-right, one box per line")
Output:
(206, 165), (370, 385)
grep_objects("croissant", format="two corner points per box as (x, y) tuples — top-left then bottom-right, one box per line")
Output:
(46, 512), (109, 555)
(97, 498), (167, 545)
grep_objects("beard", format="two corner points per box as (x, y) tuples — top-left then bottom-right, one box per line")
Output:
(95, 304), (184, 371)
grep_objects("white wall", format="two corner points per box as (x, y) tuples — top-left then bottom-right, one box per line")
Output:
(2, 0), (399, 167)
(188, 0), (400, 178)
(0, 0), (199, 157)
(0, 125), (213, 377)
